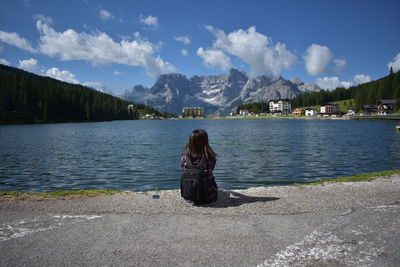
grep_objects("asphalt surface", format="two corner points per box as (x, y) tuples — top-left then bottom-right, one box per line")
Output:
(1, 174), (400, 266)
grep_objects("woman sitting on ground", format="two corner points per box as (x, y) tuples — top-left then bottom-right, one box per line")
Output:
(180, 129), (218, 204)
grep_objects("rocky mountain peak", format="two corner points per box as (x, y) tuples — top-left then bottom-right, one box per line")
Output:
(121, 70), (321, 115)
(226, 68), (248, 84)
(133, 85), (148, 91)
(154, 73), (187, 85)
(290, 78), (304, 86)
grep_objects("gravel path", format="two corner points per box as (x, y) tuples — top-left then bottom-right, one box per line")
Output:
(1, 174), (399, 266)
(1, 174), (399, 216)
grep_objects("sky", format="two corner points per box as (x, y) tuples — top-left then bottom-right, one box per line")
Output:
(0, 0), (399, 94)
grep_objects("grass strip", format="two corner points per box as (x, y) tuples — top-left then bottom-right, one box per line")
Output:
(0, 189), (120, 201)
(301, 169), (400, 186)
(1, 169), (399, 200)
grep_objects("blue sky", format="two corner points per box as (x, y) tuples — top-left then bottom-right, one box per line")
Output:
(0, 0), (399, 94)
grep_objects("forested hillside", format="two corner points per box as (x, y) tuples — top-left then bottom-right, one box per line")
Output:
(236, 72), (400, 113)
(236, 102), (270, 114)
(0, 64), (168, 124)
(292, 72), (400, 110)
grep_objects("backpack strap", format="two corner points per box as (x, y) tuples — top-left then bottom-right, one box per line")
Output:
(197, 156), (206, 170)
(186, 155), (206, 170)
(185, 156), (193, 168)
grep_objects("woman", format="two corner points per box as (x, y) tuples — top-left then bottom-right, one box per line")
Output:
(180, 129), (218, 204)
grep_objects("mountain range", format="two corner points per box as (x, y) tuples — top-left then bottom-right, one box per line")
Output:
(121, 68), (320, 115)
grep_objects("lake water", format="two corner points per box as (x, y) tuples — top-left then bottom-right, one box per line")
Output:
(0, 119), (399, 192)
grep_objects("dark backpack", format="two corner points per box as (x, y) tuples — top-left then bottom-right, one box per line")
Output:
(180, 156), (207, 203)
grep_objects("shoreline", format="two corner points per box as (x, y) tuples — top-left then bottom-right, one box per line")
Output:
(1, 170), (399, 266)
(3, 114), (400, 125)
(2, 169), (399, 201)
(209, 115), (351, 120)
(177, 115), (350, 120)
(0, 171), (399, 217)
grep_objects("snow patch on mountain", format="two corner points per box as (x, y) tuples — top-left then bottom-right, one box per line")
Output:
(121, 69), (320, 115)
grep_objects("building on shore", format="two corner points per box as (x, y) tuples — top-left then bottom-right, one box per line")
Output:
(377, 99), (397, 115)
(239, 109), (250, 116)
(362, 105), (378, 115)
(319, 103), (339, 116)
(305, 108), (317, 117)
(269, 99), (292, 115)
(346, 109), (356, 116)
(182, 107), (204, 117)
(361, 99), (397, 115)
(292, 108), (305, 116)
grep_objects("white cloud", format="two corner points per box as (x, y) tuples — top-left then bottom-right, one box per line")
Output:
(304, 44), (333, 76)
(316, 73), (372, 90)
(0, 31), (36, 53)
(204, 26), (295, 79)
(353, 74), (371, 85)
(204, 25), (214, 32)
(340, 81), (353, 88)
(197, 47), (232, 71)
(34, 17), (175, 77)
(83, 81), (103, 89)
(19, 58), (40, 73)
(181, 49), (188, 56)
(82, 82), (114, 94)
(33, 14), (53, 25)
(388, 52), (400, 73)
(18, 58), (80, 85)
(99, 9), (114, 20)
(45, 67), (79, 84)
(174, 36), (191, 45)
(304, 44), (347, 76)
(0, 58), (10, 65)
(23, 0), (31, 7)
(334, 59), (347, 72)
(139, 15), (159, 29)
(315, 76), (353, 90)
(113, 70), (123, 75)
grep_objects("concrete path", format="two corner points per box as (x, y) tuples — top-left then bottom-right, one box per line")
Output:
(1, 175), (399, 266)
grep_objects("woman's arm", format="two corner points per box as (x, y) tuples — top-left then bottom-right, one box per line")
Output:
(205, 157), (216, 172)
(180, 154), (187, 168)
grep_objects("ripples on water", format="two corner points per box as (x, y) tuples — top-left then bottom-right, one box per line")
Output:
(0, 119), (399, 191)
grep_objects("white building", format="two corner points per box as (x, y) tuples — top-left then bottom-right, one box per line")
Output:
(239, 109), (250, 116)
(182, 107), (204, 117)
(305, 108), (317, 116)
(269, 99), (292, 115)
(346, 109), (356, 116)
(320, 104), (339, 115)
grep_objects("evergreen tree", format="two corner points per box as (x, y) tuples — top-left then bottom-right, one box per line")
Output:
(238, 72), (400, 113)
(0, 64), (173, 124)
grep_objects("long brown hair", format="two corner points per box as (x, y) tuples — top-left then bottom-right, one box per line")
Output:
(185, 129), (217, 159)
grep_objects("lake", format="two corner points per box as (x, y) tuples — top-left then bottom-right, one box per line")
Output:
(0, 119), (399, 192)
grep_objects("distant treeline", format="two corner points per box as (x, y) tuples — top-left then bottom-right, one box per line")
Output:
(292, 71), (400, 110)
(0, 64), (170, 124)
(236, 72), (400, 113)
(236, 102), (270, 114)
